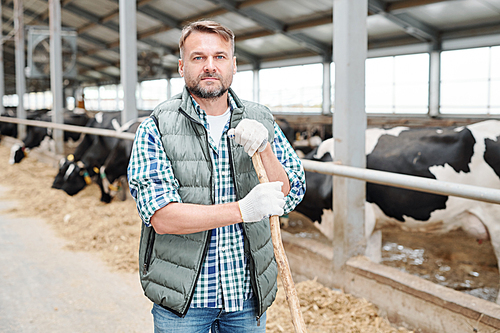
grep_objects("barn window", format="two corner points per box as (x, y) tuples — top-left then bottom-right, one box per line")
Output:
(441, 46), (500, 115)
(365, 53), (429, 114)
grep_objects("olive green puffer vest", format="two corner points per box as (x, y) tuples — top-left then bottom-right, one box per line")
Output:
(138, 87), (278, 318)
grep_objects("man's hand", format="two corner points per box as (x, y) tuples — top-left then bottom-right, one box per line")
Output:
(238, 182), (285, 222)
(228, 119), (268, 156)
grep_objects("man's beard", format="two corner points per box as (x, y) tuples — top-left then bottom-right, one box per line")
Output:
(186, 73), (230, 101)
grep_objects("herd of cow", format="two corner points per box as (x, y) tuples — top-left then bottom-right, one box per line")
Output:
(2, 108), (500, 302)
(0, 108), (145, 203)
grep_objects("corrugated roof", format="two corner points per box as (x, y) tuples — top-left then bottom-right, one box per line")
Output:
(1, 0), (499, 94)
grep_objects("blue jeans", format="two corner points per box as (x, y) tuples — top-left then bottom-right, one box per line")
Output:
(151, 297), (267, 333)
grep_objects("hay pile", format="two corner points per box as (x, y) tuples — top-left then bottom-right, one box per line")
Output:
(0, 143), (413, 332)
(0, 144), (141, 272)
(268, 279), (411, 333)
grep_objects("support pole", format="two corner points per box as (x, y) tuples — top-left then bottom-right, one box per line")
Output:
(0, 3), (4, 116)
(14, 0), (26, 139)
(115, 84), (120, 110)
(166, 73), (172, 100)
(97, 86), (101, 110)
(136, 82), (143, 110)
(49, 0), (64, 155)
(322, 58), (332, 115)
(253, 65), (260, 103)
(428, 49), (441, 117)
(332, 0), (367, 271)
(119, 0), (138, 123)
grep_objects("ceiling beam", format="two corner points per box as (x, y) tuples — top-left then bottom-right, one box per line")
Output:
(368, 0), (440, 42)
(387, 0), (453, 12)
(64, 0), (273, 65)
(62, 3), (175, 53)
(2, 5), (126, 81)
(77, 61), (120, 79)
(76, 0), (155, 34)
(135, 3), (262, 64)
(206, 0), (331, 57)
(37, 0), (75, 22)
(236, 10), (333, 43)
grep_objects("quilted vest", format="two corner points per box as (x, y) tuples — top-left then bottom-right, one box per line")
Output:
(138, 87), (278, 318)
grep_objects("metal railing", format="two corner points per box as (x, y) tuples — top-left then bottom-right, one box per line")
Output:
(302, 159), (500, 205)
(2, 115), (500, 205)
(0, 116), (136, 140)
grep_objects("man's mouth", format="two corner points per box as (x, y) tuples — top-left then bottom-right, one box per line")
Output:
(200, 74), (220, 81)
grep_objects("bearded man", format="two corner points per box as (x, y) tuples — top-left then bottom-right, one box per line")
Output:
(128, 20), (305, 333)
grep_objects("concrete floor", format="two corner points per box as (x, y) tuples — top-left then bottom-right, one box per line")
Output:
(0, 186), (153, 333)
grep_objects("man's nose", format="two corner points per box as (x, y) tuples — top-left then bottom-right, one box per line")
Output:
(204, 57), (216, 72)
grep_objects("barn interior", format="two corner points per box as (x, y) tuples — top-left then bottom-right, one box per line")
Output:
(1, 0), (500, 332)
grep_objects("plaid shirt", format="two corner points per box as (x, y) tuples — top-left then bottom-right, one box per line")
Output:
(128, 93), (306, 312)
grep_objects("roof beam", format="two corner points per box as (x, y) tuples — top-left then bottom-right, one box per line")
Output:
(206, 0), (331, 56)
(6, 5), (127, 81)
(135, 3), (262, 64)
(62, 3), (175, 54)
(77, 0), (155, 34)
(368, 0), (440, 42)
(137, 4), (180, 28)
(77, 61), (119, 79)
(68, 0), (272, 65)
(387, 0), (453, 12)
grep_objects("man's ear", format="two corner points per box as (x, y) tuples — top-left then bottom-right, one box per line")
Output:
(178, 59), (184, 77)
(233, 57), (237, 75)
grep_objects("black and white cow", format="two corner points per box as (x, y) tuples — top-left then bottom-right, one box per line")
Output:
(9, 111), (89, 164)
(295, 120), (500, 301)
(51, 112), (121, 198)
(99, 119), (143, 203)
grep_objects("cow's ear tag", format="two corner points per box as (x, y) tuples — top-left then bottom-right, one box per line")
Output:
(67, 154), (74, 161)
(93, 167), (99, 174)
(83, 171), (92, 185)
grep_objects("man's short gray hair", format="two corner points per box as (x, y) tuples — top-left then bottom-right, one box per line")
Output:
(179, 20), (235, 59)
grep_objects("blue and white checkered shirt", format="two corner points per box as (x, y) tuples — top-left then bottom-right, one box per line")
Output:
(128, 92), (305, 312)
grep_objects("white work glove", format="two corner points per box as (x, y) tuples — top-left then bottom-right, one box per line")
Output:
(238, 182), (285, 222)
(227, 119), (268, 156)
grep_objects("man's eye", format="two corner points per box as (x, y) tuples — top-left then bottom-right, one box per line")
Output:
(194, 56), (203, 60)
(216, 55), (224, 59)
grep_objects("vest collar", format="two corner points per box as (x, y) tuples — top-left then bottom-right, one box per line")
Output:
(179, 86), (246, 122)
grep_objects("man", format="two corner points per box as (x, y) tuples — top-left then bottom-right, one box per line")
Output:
(128, 20), (305, 333)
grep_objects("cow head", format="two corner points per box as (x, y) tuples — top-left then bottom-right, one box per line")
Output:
(9, 144), (27, 164)
(99, 139), (133, 203)
(52, 155), (93, 196)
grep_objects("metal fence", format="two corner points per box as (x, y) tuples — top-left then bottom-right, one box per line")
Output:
(2, 116), (500, 205)
(0, 116), (136, 140)
(302, 159), (500, 205)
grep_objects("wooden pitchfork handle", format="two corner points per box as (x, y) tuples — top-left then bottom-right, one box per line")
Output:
(251, 152), (307, 333)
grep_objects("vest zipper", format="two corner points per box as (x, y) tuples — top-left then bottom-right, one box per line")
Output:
(227, 136), (238, 199)
(182, 231), (212, 317)
(176, 106), (216, 317)
(143, 228), (156, 275)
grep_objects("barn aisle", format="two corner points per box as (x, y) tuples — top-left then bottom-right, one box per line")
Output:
(0, 185), (153, 333)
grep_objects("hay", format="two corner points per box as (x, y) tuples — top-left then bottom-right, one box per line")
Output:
(268, 278), (412, 332)
(0, 144), (141, 273)
(0, 144), (413, 332)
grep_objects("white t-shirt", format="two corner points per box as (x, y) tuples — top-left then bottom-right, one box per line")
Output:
(206, 107), (231, 148)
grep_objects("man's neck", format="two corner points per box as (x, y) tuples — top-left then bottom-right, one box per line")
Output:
(190, 91), (229, 116)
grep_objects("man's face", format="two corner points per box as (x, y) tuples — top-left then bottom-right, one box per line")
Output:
(179, 32), (237, 100)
